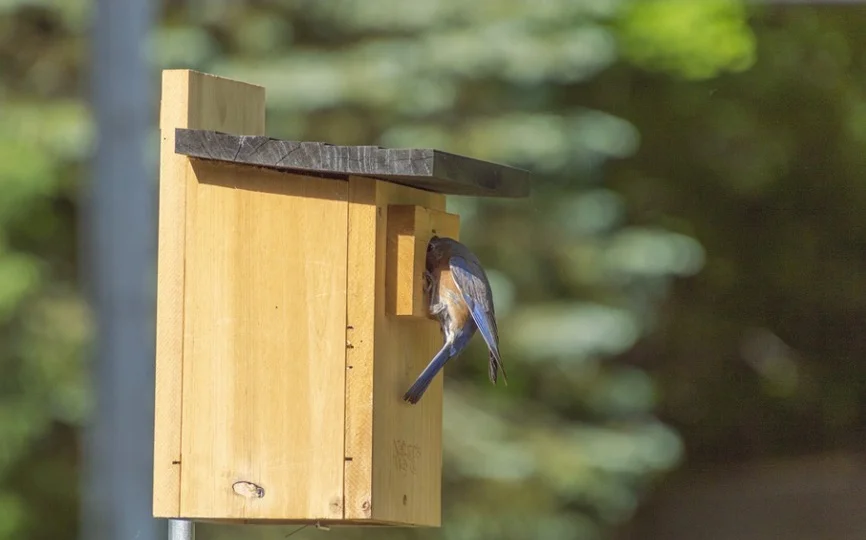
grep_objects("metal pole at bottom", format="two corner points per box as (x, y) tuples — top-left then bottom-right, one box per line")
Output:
(168, 519), (195, 540)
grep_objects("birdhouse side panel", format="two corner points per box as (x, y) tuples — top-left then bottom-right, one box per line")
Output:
(178, 161), (349, 521)
(343, 177), (449, 526)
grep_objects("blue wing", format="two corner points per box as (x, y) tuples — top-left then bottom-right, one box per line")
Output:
(449, 255), (507, 384)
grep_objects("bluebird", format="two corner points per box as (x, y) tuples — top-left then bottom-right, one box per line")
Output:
(403, 235), (507, 404)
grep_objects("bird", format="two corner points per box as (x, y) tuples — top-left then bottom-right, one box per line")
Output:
(403, 235), (507, 404)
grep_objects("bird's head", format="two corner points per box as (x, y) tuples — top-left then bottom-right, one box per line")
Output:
(426, 235), (447, 268)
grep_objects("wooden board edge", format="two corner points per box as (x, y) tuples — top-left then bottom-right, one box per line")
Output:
(344, 176), (378, 519)
(153, 70), (191, 517)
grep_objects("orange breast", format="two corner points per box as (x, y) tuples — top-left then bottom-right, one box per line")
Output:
(435, 266), (470, 328)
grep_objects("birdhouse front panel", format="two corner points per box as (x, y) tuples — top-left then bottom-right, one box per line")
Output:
(178, 160), (350, 521)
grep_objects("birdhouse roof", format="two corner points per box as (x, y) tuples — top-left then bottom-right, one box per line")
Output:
(175, 128), (531, 198)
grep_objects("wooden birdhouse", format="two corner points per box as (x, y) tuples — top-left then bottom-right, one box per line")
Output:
(152, 69), (531, 527)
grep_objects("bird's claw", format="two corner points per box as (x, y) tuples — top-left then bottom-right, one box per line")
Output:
(423, 270), (434, 297)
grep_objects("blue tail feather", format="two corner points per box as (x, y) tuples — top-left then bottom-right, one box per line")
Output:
(403, 343), (454, 404)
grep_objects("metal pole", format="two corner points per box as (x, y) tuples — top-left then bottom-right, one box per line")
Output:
(82, 0), (158, 538)
(168, 520), (195, 540)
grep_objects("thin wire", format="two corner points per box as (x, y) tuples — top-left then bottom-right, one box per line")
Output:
(284, 524), (309, 539)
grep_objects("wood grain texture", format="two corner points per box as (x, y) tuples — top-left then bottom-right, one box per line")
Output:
(174, 128), (532, 198)
(180, 161), (348, 520)
(154, 69), (266, 517)
(386, 206), (461, 318)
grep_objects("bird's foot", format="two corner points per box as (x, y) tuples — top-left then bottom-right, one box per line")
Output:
(423, 270), (434, 292)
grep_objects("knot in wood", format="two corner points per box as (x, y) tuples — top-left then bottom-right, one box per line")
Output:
(232, 480), (265, 499)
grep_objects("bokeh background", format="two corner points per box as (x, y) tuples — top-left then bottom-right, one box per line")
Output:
(3, 0), (866, 539)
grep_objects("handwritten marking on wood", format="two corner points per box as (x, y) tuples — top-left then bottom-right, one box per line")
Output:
(392, 439), (422, 475)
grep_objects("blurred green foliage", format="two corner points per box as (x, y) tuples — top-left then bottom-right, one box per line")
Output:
(0, 1), (92, 538)
(603, 5), (866, 468)
(5, 1), (865, 539)
(617, 0), (755, 80)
